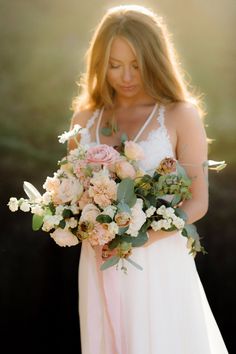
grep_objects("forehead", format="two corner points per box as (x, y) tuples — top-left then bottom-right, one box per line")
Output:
(109, 36), (137, 61)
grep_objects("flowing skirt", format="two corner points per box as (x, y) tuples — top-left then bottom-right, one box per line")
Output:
(78, 232), (229, 354)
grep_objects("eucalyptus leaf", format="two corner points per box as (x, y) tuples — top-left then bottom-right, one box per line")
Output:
(126, 257), (143, 270)
(117, 201), (131, 214)
(175, 207), (188, 222)
(184, 224), (199, 240)
(100, 256), (120, 271)
(117, 178), (137, 207)
(32, 214), (44, 231)
(170, 194), (182, 207)
(121, 231), (148, 247)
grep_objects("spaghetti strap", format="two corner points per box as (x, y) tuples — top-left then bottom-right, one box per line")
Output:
(133, 103), (158, 142)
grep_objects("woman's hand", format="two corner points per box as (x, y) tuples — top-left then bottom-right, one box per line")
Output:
(143, 228), (179, 248)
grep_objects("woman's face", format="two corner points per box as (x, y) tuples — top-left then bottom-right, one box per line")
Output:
(106, 36), (144, 98)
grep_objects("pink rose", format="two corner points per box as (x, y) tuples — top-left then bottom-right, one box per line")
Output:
(115, 160), (136, 179)
(124, 141), (145, 161)
(85, 144), (121, 166)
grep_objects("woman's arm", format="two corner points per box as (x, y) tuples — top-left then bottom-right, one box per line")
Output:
(143, 102), (209, 247)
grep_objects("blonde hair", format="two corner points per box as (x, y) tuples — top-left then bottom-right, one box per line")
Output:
(71, 5), (206, 117)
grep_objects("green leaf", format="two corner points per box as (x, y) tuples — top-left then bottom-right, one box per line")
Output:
(96, 214), (112, 224)
(62, 208), (73, 218)
(108, 237), (121, 250)
(32, 214), (44, 231)
(121, 231), (148, 247)
(183, 224), (199, 240)
(23, 181), (41, 201)
(170, 194), (182, 207)
(59, 219), (66, 229)
(117, 226), (129, 235)
(121, 133), (128, 144)
(100, 256), (120, 271)
(117, 178), (137, 207)
(117, 201), (131, 214)
(175, 207), (188, 222)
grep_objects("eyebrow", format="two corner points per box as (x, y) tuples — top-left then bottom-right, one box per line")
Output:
(109, 57), (137, 63)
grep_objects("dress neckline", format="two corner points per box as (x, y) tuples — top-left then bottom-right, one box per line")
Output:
(95, 103), (159, 145)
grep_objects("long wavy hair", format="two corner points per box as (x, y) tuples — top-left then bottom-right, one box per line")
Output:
(71, 5), (206, 118)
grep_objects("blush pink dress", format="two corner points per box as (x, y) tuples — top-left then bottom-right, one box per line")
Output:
(78, 103), (229, 354)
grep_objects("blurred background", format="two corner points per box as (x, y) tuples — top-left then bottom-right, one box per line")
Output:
(0, 0), (235, 353)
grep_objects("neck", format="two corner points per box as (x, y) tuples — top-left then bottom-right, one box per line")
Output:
(113, 92), (156, 109)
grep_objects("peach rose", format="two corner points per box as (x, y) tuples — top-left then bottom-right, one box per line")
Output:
(115, 161), (136, 179)
(85, 144), (121, 166)
(124, 141), (145, 161)
(50, 228), (79, 247)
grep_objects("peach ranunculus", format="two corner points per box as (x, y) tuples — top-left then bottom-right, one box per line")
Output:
(50, 227), (79, 247)
(124, 141), (145, 161)
(88, 222), (116, 246)
(78, 190), (93, 210)
(85, 144), (121, 166)
(115, 160), (136, 179)
(88, 175), (117, 209)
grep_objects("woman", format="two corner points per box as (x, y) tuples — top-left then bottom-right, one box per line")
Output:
(68, 5), (228, 354)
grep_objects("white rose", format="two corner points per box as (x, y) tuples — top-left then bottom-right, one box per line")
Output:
(50, 228), (79, 247)
(20, 200), (31, 212)
(7, 197), (19, 212)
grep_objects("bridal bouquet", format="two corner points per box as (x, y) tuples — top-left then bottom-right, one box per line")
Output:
(7, 124), (225, 272)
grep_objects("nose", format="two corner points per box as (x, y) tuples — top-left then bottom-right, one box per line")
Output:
(122, 66), (133, 83)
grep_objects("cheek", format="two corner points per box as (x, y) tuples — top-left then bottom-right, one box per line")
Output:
(106, 70), (119, 86)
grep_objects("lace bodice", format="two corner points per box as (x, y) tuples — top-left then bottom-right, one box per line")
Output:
(80, 103), (175, 175)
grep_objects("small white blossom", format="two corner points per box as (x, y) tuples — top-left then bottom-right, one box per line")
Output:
(172, 216), (185, 229)
(20, 200), (31, 212)
(156, 205), (166, 216)
(108, 221), (119, 235)
(7, 197), (19, 212)
(31, 205), (44, 216)
(42, 214), (63, 232)
(126, 198), (146, 237)
(145, 206), (156, 218)
(102, 205), (117, 219)
(67, 217), (78, 229)
(58, 124), (82, 144)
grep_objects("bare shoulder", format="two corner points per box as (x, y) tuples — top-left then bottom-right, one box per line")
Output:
(165, 101), (203, 128)
(70, 108), (95, 130)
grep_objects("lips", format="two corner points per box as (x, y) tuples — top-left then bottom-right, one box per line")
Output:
(120, 85), (136, 90)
